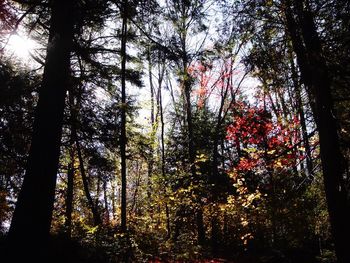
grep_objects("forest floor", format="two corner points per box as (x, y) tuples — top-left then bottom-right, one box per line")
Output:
(0, 234), (336, 263)
(148, 249), (337, 263)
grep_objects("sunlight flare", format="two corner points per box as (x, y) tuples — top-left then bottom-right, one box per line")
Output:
(7, 34), (37, 60)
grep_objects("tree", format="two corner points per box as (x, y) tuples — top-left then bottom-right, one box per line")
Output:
(284, 1), (350, 261)
(0, 0), (348, 261)
(119, 0), (128, 233)
(0, 61), (37, 232)
(163, 0), (211, 246)
(6, 0), (76, 257)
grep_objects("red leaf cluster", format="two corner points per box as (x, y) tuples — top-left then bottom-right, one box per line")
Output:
(226, 101), (301, 173)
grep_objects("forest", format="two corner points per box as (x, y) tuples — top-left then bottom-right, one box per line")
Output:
(0, 0), (349, 262)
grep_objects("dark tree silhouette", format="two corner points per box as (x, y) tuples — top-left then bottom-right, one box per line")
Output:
(284, 1), (350, 262)
(6, 0), (76, 256)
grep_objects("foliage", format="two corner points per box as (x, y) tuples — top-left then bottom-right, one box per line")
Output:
(0, 0), (346, 262)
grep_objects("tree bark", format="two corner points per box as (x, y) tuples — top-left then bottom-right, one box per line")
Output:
(158, 58), (171, 239)
(64, 145), (74, 237)
(285, 1), (350, 261)
(75, 135), (101, 226)
(7, 0), (75, 254)
(184, 67), (205, 245)
(146, 46), (154, 199)
(120, 0), (128, 233)
(284, 3), (317, 118)
(289, 49), (314, 177)
(111, 180), (116, 221)
(103, 179), (110, 224)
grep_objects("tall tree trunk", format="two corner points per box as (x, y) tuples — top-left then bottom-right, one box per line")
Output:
(158, 62), (171, 238)
(111, 180), (116, 221)
(103, 179), (110, 224)
(289, 49), (314, 177)
(95, 175), (101, 214)
(75, 135), (101, 226)
(65, 145), (74, 237)
(184, 72), (205, 245)
(147, 46), (154, 199)
(130, 161), (141, 214)
(177, 1), (206, 244)
(210, 87), (227, 255)
(120, 0), (128, 233)
(68, 85), (101, 227)
(65, 88), (77, 238)
(7, 0), (75, 254)
(284, 1), (317, 118)
(285, 1), (350, 261)
(210, 61), (235, 254)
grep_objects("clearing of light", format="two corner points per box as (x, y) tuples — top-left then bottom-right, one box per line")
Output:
(7, 34), (37, 61)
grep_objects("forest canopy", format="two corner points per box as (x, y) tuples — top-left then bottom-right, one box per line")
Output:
(0, 0), (349, 262)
